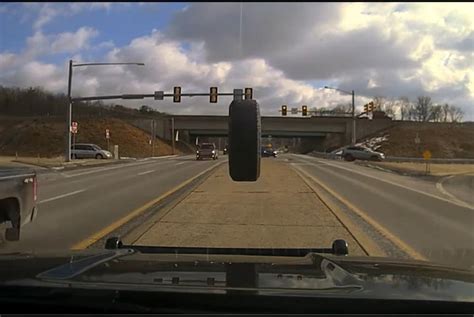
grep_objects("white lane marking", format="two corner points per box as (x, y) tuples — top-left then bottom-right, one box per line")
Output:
(63, 159), (173, 178)
(436, 175), (472, 209)
(38, 189), (86, 204)
(175, 162), (186, 166)
(137, 169), (156, 176)
(293, 154), (474, 211)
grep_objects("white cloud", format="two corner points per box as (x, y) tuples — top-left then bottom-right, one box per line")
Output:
(51, 27), (99, 54)
(1, 3), (473, 120)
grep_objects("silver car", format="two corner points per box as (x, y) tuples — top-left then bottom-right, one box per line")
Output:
(342, 146), (385, 161)
(71, 143), (113, 159)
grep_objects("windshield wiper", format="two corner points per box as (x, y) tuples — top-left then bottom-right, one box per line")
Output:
(104, 237), (349, 256)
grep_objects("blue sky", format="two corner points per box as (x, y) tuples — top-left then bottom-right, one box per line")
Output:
(0, 3), (472, 119)
(0, 3), (186, 54)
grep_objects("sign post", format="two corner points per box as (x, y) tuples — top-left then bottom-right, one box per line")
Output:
(423, 150), (431, 175)
(105, 128), (110, 151)
(71, 121), (78, 159)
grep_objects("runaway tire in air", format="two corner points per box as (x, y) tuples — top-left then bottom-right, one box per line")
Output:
(228, 99), (261, 181)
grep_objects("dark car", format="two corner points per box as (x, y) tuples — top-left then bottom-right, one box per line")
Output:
(261, 147), (277, 157)
(196, 143), (218, 160)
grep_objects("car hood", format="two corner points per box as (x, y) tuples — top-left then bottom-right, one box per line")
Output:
(0, 250), (472, 301)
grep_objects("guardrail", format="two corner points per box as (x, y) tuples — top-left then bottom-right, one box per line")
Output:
(307, 152), (474, 164)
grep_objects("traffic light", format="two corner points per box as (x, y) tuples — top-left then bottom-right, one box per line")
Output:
(244, 87), (253, 100)
(302, 105), (308, 116)
(368, 101), (375, 112)
(364, 103), (369, 113)
(281, 105), (287, 116)
(210, 87), (218, 103)
(173, 86), (181, 103)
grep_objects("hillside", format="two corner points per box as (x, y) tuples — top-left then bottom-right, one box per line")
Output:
(0, 116), (190, 158)
(360, 122), (474, 159)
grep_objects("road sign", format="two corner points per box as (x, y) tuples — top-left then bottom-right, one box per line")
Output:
(423, 150), (432, 160)
(154, 91), (164, 100)
(233, 89), (243, 101)
(291, 107), (298, 115)
(105, 129), (110, 139)
(71, 121), (78, 134)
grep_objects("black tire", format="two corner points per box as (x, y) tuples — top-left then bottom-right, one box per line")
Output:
(344, 154), (354, 161)
(371, 155), (381, 162)
(3, 200), (20, 241)
(95, 154), (104, 159)
(228, 99), (261, 181)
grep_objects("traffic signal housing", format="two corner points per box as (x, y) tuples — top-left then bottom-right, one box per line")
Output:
(302, 105), (308, 116)
(210, 87), (218, 103)
(368, 101), (375, 112)
(281, 105), (287, 116)
(364, 103), (369, 113)
(173, 86), (181, 103)
(244, 87), (253, 100)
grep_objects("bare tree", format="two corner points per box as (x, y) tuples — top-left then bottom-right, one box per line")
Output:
(448, 105), (464, 122)
(381, 98), (397, 119)
(333, 103), (352, 114)
(373, 96), (385, 111)
(441, 103), (450, 122)
(414, 96), (432, 122)
(399, 96), (411, 121)
(429, 104), (442, 122)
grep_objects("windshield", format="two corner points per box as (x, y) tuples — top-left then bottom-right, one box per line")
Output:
(0, 1), (473, 305)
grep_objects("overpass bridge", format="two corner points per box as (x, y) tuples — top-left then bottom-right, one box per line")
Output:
(131, 115), (393, 149)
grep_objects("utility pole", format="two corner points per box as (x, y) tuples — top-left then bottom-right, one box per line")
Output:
(171, 117), (175, 155)
(352, 90), (356, 145)
(66, 60), (73, 162)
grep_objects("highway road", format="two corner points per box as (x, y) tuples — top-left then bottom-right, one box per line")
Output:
(1, 153), (472, 270)
(0, 155), (222, 253)
(289, 154), (474, 269)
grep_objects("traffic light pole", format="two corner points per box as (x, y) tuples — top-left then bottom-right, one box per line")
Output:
(352, 90), (356, 145)
(66, 60), (73, 162)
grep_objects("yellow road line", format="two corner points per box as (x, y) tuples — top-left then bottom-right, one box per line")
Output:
(70, 161), (224, 250)
(292, 164), (428, 261)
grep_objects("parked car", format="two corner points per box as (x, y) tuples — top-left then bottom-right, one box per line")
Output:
(342, 146), (385, 161)
(196, 143), (218, 160)
(71, 143), (112, 159)
(0, 167), (38, 241)
(261, 147), (277, 158)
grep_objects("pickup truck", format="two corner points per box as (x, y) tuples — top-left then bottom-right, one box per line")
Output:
(0, 167), (38, 241)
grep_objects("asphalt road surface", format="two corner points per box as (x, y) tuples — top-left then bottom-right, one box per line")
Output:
(0, 155), (221, 253)
(289, 154), (474, 269)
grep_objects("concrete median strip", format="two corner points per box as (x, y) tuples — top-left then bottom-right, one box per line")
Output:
(70, 161), (224, 250)
(129, 159), (367, 255)
(292, 164), (428, 261)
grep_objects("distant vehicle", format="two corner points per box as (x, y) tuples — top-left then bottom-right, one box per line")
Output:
(196, 143), (218, 160)
(223, 145), (228, 155)
(261, 147), (277, 158)
(0, 167), (38, 241)
(71, 143), (112, 159)
(342, 146), (385, 161)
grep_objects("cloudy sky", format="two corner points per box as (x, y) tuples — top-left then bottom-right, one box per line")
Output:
(0, 2), (473, 119)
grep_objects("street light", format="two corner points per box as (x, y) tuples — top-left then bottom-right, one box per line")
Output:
(324, 86), (356, 145)
(66, 60), (145, 162)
